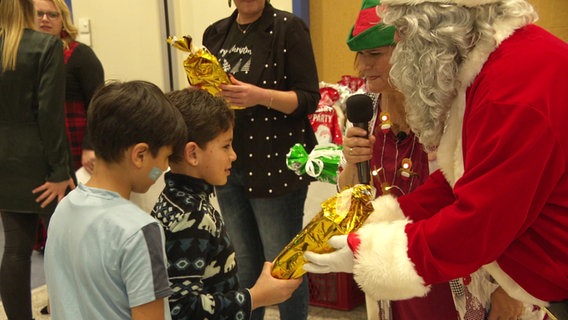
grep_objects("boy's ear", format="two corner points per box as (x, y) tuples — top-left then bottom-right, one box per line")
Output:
(184, 142), (199, 166)
(131, 143), (150, 168)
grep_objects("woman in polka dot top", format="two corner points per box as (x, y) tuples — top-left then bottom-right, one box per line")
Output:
(203, 1), (320, 319)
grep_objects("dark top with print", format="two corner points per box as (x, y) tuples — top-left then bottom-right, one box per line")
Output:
(151, 172), (252, 320)
(203, 3), (320, 198)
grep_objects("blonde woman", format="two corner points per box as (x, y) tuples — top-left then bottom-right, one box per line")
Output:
(33, 0), (104, 284)
(35, 0), (104, 173)
(0, 0), (75, 318)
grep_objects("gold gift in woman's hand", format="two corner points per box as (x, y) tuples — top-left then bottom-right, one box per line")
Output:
(167, 35), (242, 109)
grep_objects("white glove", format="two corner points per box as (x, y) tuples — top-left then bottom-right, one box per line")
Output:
(303, 235), (354, 274)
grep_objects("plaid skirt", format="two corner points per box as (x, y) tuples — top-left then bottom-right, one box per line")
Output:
(64, 100), (87, 170)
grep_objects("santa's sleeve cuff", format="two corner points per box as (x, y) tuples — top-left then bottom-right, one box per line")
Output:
(353, 219), (430, 301)
(347, 233), (361, 253)
(366, 194), (407, 224)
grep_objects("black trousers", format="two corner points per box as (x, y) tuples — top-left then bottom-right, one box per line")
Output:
(0, 211), (49, 320)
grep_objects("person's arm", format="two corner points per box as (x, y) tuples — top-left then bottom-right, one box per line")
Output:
(219, 76), (299, 114)
(74, 44), (104, 167)
(337, 162), (358, 189)
(248, 262), (302, 309)
(352, 102), (558, 301)
(131, 299), (166, 320)
(122, 223), (172, 316)
(37, 38), (69, 181)
(74, 44), (105, 106)
(337, 126), (375, 189)
(487, 286), (524, 320)
(278, 14), (320, 117)
(33, 37), (74, 206)
(395, 170), (455, 221)
(218, 14), (319, 117)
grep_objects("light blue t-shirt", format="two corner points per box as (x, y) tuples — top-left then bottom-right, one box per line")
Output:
(45, 184), (172, 319)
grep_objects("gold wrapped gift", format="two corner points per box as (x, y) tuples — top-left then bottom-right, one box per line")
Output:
(166, 35), (243, 109)
(272, 184), (375, 279)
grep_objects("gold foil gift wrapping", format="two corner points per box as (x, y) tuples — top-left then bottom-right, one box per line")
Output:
(166, 36), (243, 109)
(272, 184), (375, 279)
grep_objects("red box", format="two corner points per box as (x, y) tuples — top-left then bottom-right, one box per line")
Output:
(308, 272), (365, 310)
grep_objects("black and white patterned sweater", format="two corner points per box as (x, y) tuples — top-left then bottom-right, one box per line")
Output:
(152, 172), (252, 320)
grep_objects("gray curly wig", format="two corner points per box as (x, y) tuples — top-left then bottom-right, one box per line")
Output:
(381, 0), (537, 151)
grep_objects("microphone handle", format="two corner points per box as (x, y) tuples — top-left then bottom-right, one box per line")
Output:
(351, 122), (370, 185)
(357, 160), (371, 185)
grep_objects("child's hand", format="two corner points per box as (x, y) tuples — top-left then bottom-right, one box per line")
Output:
(249, 261), (302, 309)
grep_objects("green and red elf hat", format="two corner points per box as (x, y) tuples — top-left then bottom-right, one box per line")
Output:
(346, 0), (396, 52)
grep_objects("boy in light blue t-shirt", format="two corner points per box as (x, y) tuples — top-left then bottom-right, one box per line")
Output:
(45, 81), (187, 320)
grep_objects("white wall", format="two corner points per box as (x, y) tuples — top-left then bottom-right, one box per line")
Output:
(70, 0), (292, 92)
(70, 0), (167, 89)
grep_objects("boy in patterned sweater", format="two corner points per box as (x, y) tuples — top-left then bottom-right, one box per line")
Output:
(152, 89), (301, 320)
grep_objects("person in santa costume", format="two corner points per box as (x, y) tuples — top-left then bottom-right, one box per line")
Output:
(304, 0), (568, 319)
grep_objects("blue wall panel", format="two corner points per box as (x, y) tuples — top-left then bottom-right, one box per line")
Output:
(292, 0), (310, 27)
(65, 0), (73, 13)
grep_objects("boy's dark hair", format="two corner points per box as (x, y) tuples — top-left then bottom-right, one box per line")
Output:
(166, 89), (234, 164)
(87, 80), (187, 163)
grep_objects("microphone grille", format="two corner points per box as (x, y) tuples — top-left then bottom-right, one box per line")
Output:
(346, 94), (374, 123)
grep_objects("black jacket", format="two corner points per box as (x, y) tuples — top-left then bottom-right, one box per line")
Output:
(0, 29), (73, 214)
(203, 4), (320, 197)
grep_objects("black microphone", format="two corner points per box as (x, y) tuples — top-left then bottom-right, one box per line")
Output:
(346, 94), (374, 185)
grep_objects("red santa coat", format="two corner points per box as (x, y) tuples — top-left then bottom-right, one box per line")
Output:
(352, 21), (568, 309)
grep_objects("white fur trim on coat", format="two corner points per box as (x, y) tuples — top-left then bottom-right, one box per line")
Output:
(353, 219), (430, 300)
(382, 0), (502, 7)
(366, 194), (406, 224)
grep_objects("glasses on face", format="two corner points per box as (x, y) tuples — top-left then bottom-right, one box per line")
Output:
(36, 11), (61, 20)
